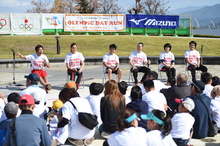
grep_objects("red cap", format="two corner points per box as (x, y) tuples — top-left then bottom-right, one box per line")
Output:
(175, 98), (182, 104)
(19, 94), (35, 106)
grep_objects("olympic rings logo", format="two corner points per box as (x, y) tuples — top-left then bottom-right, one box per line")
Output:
(20, 24), (33, 31)
(0, 19), (7, 29)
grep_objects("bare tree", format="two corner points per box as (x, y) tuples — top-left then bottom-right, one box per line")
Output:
(67, 0), (77, 13)
(50, 0), (69, 13)
(27, 0), (51, 13)
(99, 0), (122, 14)
(128, 0), (145, 15)
(76, 0), (100, 13)
(143, 0), (170, 15)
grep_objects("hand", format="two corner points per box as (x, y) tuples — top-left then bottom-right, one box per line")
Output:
(16, 52), (21, 56)
(147, 60), (151, 65)
(132, 66), (137, 71)
(0, 93), (4, 100)
(196, 64), (200, 68)
(42, 58), (47, 63)
(78, 69), (82, 73)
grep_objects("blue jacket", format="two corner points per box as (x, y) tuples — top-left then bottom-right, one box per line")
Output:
(126, 99), (149, 131)
(5, 110), (52, 146)
(0, 119), (11, 146)
(190, 93), (211, 139)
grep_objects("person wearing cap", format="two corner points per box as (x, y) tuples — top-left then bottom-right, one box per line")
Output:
(104, 108), (147, 146)
(64, 81), (80, 97)
(16, 45), (52, 92)
(0, 102), (18, 145)
(210, 85), (220, 129)
(65, 43), (85, 89)
(142, 79), (167, 114)
(103, 44), (122, 82)
(189, 80), (211, 139)
(141, 109), (176, 146)
(5, 94), (52, 146)
(86, 82), (104, 127)
(185, 41), (207, 81)
(20, 73), (47, 106)
(171, 97), (195, 146)
(0, 92), (21, 123)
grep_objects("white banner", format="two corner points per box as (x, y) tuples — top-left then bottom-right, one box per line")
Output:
(65, 14), (125, 32)
(42, 14), (64, 29)
(11, 13), (42, 35)
(0, 13), (11, 34)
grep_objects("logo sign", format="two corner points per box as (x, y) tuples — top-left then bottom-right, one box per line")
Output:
(20, 19), (33, 31)
(0, 18), (7, 29)
(45, 16), (61, 26)
(65, 14), (125, 32)
(42, 14), (64, 29)
(126, 14), (179, 29)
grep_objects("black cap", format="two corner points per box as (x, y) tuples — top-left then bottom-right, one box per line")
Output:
(24, 73), (39, 81)
(191, 80), (205, 91)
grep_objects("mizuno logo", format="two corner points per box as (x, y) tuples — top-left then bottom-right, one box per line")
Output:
(129, 18), (147, 25)
(129, 18), (176, 26)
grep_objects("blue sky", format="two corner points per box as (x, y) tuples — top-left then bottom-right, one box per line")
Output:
(0, 0), (219, 13)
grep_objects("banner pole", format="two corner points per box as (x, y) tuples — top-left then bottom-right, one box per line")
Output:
(159, 28), (163, 36)
(129, 27), (133, 36)
(144, 28), (148, 36)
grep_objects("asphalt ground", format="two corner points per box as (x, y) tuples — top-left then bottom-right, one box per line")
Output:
(1, 64), (220, 146)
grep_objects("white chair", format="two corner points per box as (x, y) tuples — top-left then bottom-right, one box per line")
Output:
(128, 66), (134, 85)
(102, 65), (107, 84)
(157, 58), (166, 81)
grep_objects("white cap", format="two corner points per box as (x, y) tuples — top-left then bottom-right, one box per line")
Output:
(175, 97), (195, 112)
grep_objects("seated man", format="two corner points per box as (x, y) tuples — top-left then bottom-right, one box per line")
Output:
(65, 43), (85, 89)
(129, 42), (151, 85)
(103, 44), (122, 82)
(16, 45), (51, 93)
(185, 41), (207, 81)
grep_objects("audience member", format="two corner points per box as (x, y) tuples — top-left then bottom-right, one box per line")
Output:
(0, 102), (18, 145)
(185, 41), (207, 81)
(210, 85), (220, 129)
(5, 94), (52, 146)
(86, 82), (104, 127)
(65, 43), (85, 89)
(126, 85), (149, 131)
(103, 44), (122, 82)
(0, 92), (21, 123)
(201, 72), (213, 98)
(16, 45), (51, 93)
(141, 71), (167, 94)
(64, 81), (80, 97)
(141, 110), (176, 146)
(212, 76), (220, 86)
(189, 80), (211, 139)
(57, 88), (95, 145)
(104, 109), (147, 146)
(100, 80), (126, 139)
(161, 73), (191, 106)
(142, 79), (167, 114)
(118, 81), (131, 104)
(129, 42), (151, 85)
(171, 98), (195, 146)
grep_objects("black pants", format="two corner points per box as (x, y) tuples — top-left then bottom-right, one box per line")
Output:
(131, 66), (151, 83)
(67, 69), (83, 88)
(188, 64), (207, 81)
(161, 66), (176, 78)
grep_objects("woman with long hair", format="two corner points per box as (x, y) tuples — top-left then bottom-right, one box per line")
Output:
(103, 108), (147, 146)
(141, 109), (177, 146)
(99, 80), (126, 139)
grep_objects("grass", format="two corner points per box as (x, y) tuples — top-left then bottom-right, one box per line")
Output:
(0, 35), (220, 59)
